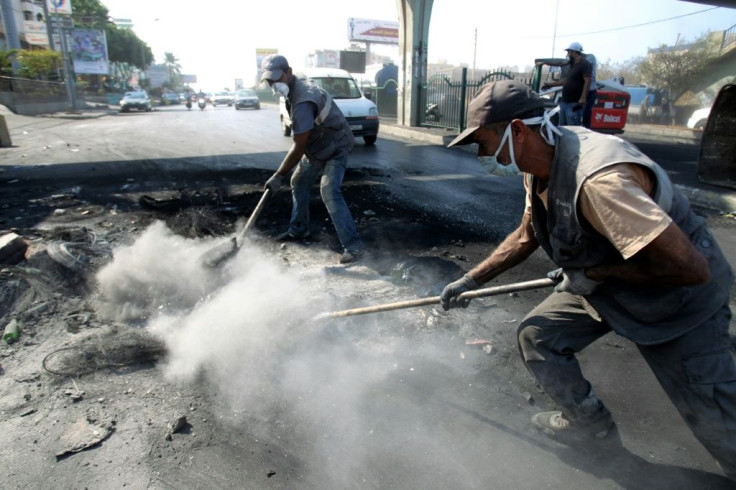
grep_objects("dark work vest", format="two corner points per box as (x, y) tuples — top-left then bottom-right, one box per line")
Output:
(287, 76), (354, 161)
(531, 127), (733, 344)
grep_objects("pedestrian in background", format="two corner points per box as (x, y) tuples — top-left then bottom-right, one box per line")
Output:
(260, 55), (364, 264)
(542, 42), (592, 126)
(440, 79), (736, 480)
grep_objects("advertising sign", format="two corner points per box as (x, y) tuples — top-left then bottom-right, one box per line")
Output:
(71, 28), (109, 75)
(47, 0), (72, 15)
(145, 65), (169, 88)
(348, 18), (399, 44)
(23, 21), (49, 46)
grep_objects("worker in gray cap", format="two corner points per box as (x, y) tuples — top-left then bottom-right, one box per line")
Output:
(260, 54), (363, 264)
(440, 79), (736, 480)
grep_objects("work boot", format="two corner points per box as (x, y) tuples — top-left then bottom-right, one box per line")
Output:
(339, 248), (364, 264)
(276, 230), (310, 242)
(532, 388), (615, 439)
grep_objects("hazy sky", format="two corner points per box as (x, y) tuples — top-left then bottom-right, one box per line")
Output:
(101, 0), (735, 90)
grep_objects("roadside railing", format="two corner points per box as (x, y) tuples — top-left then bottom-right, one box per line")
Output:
(722, 23), (736, 54)
(420, 68), (516, 131)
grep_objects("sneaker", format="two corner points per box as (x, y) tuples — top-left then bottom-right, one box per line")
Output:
(339, 249), (364, 264)
(532, 410), (614, 439)
(276, 230), (310, 242)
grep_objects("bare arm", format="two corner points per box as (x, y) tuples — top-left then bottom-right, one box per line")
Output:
(586, 222), (710, 286)
(467, 212), (540, 285)
(579, 77), (592, 105)
(275, 131), (309, 176)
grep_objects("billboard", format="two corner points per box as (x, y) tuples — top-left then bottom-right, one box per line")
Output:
(340, 51), (366, 74)
(348, 18), (399, 44)
(46, 0), (72, 15)
(181, 74), (197, 84)
(71, 29), (109, 75)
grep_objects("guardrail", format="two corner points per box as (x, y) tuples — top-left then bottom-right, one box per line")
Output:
(0, 76), (85, 115)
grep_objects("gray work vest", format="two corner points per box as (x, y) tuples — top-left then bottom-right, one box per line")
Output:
(287, 75), (354, 162)
(531, 127), (733, 344)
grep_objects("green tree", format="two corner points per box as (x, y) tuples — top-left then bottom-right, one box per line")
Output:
(597, 57), (644, 86)
(0, 48), (19, 77)
(163, 52), (181, 87)
(16, 50), (62, 80)
(637, 33), (720, 100)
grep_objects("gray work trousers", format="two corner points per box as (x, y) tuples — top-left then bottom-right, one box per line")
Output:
(517, 291), (736, 479)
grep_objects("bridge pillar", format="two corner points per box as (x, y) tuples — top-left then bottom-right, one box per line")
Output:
(395, 0), (433, 127)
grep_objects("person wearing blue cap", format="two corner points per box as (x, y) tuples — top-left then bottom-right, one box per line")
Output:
(441, 79), (736, 480)
(260, 54), (363, 264)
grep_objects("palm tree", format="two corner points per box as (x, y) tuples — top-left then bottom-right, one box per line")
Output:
(163, 52), (181, 85)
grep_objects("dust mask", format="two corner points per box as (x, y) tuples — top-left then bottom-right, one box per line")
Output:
(272, 82), (289, 98)
(477, 156), (519, 177)
(488, 106), (562, 170)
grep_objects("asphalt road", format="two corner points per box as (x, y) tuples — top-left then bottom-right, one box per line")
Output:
(1, 104), (735, 488)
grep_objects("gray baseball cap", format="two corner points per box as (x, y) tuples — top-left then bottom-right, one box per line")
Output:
(260, 54), (289, 82)
(448, 80), (546, 147)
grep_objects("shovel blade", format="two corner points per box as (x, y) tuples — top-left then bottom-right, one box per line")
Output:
(201, 237), (238, 268)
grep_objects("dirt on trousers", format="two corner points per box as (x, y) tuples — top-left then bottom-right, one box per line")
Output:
(0, 167), (734, 489)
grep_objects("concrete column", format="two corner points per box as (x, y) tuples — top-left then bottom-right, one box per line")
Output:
(395, 0), (433, 127)
(0, 0), (22, 74)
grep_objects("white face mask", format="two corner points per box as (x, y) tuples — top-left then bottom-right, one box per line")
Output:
(272, 82), (289, 98)
(477, 155), (520, 177)
(487, 107), (562, 170)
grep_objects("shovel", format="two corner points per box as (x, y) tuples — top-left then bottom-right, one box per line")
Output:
(312, 277), (557, 320)
(201, 188), (271, 268)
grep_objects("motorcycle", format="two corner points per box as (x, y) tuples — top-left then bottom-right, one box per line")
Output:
(185, 97), (192, 110)
(197, 96), (206, 111)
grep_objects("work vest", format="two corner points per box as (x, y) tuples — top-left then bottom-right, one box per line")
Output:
(531, 127), (733, 344)
(287, 76), (354, 162)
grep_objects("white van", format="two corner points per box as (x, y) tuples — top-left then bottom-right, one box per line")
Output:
(279, 67), (379, 145)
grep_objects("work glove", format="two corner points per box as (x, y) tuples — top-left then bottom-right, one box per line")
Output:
(547, 268), (601, 296)
(440, 275), (479, 311)
(265, 172), (284, 193)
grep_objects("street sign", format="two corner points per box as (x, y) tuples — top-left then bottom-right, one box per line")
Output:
(46, 0), (72, 15)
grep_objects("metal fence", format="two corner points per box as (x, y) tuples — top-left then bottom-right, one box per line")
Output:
(419, 68), (517, 131)
(0, 76), (70, 98)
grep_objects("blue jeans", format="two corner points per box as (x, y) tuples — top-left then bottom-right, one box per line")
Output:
(558, 101), (583, 126)
(287, 154), (363, 253)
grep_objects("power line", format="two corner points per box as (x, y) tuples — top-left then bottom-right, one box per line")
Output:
(556, 6), (721, 38)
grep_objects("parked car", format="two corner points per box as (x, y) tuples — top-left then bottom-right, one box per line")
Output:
(280, 68), (379, 145)
(211, 91), (234, 106)
(687, 107), (711, 130)
(160, 93), (180, 105)
(234, 89), (260, 110)
(119, 91), (152, 112)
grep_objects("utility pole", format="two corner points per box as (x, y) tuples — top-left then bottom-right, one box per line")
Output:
(472, 28), (477, 81)
(51, 12), (77, 112)
(552, 0), (560, 56)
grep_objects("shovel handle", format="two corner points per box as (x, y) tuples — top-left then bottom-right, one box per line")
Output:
(315, 277), (556, 320)
(236, 188), (271, 245)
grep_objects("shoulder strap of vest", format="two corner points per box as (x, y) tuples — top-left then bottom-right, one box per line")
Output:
(315, 93), (332, 125)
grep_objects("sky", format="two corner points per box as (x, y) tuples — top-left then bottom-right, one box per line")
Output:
(101, 0), (736, 91)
